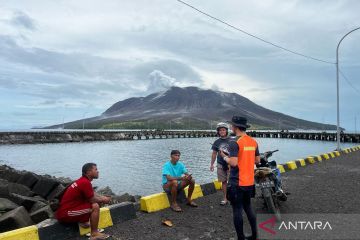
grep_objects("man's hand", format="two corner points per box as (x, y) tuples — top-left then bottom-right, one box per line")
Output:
(210, 164), (214, 172)
(182, 174), (192, 181)
(219, 150), (227, 158)
(101, 196), (111, 204)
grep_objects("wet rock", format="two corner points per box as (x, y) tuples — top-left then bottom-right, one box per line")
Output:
(111, 193), (136, 203)
(0, 179), (9, 198)
(8, 182), (34, 197)
(47, 184), (66, 200)
(9, 193), (39, 211)
(32, 177), (59, 198)
(0, 206), (33, 233)
(30, 205), (54, 224)
(30, 201), (48, 213)
(17, 172), (40, 189)
(97, 186), (115, 196)
(56, 177), (72, 186)
(0, 198), (19, 212)
(0, 165), (22, 183)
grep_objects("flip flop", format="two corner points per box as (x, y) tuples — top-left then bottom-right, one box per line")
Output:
(88, 232), (111, 240)
(162, 219), (173, 227)
(79, 222), (90, 228)
(186, 201), (198, 207)
(86, 229), (104, 237)
(171, 205), (182, 212)
(220, 200), (228, 206)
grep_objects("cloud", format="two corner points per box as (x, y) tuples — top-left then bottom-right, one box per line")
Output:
(10, 11), (36, 30)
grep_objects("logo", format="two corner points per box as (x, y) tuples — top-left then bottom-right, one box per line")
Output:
(259, 216), (277, 235)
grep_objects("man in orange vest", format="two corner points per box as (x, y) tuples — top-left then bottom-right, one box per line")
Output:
(220, 116), (260, 240)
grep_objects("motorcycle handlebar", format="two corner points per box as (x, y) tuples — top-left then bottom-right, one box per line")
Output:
(263, 149), (279, 158)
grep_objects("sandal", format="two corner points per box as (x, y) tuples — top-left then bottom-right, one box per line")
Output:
(79, 222), (90, 228)
(89, 232), (111, 240)
(220, 200), (228, 206)
(171, 204), (182, 212)
(186, 201), (198, 207)
(86, 229), (104, 237)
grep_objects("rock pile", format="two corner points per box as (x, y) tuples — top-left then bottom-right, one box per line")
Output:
(0, 165), (140, 233)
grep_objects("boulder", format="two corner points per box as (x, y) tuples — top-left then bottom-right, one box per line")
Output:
(0, 179), (9, 198)
(0, 165), (22, 183)
(97, 186), (115, 196)
(32, 177), (59, 198)
(17, 172), (40, 188)
(30, 205), (54, 224)
(30, 201), (48, 213)
(0, 206), (33, 233)
(9, 193), (39, 211)
(47, 184), (66, 200)
(0, 198), (19, 212)
(111, 193), (136, 203)
(8, 182), (34, 197)
(32, 195), (47, 203)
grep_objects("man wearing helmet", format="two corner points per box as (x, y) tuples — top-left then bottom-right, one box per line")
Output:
(210, 122), (231, 205)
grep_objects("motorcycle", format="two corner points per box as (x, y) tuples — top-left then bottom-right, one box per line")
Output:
(255, 149), (286, 221)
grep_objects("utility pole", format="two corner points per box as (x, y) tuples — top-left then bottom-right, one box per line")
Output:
(355, 116), (357, 134)
(336, 27), (360, 150)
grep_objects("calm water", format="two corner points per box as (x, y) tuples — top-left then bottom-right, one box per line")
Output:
(0, 138), (357, 195)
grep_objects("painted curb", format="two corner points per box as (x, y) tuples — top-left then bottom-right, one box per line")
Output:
(276, 144), (360, 174)
(0, 202), (136, 240)
(1, 144), (359, 238)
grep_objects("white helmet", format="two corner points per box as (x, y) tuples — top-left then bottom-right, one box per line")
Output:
(216, 122), (229, 131)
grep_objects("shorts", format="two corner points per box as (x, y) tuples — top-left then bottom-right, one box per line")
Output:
(217, 165), (229, 182)
(162, 181), (183, 193)
(56, 203), (92, 223)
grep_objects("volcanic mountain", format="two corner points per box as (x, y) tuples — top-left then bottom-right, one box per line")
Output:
(50, 86), (336, 130)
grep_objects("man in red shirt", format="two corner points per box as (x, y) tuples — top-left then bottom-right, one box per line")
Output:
(56, 163), (111, 240)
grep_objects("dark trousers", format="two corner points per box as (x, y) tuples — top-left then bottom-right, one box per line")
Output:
(228, 186), (257, 240)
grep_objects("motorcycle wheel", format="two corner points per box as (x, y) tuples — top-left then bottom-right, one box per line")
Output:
(263, 188), (281, 221)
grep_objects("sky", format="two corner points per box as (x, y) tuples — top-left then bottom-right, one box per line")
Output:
(0, 0), (359, 130)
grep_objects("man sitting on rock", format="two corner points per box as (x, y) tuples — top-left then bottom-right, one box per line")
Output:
(162, 150), (198, 212)
(56, 163), (111, 240)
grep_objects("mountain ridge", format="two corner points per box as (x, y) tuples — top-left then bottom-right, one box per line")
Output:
(47, 86), (337, 130)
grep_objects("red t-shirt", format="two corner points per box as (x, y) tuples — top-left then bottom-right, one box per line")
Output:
(57, 176), (94, 214)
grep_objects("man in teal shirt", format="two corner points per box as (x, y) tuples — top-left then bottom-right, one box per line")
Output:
(162, 150), (198, 212)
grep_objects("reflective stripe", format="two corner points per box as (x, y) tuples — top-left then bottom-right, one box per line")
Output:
(68, 208), (91, 216)
(244, 147), (256, 151)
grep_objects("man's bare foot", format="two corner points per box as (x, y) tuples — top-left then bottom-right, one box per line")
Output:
(170, 203), (182, 212)
(186, 201), (198, 207)
(90, 232), (110, 240)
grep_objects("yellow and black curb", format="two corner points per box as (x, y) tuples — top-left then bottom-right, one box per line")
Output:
(277, 145), (360, 175)
(140, 182), (219, 213)
(0, 202), (136, 240)
(1, 145), (359, 239)
(140, 145), (360, 213)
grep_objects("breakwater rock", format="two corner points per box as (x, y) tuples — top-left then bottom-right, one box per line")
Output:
(0, 164), (140, 233)
(0, 131), (132, 144)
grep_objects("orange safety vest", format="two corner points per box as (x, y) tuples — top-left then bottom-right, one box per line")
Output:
(236, 135), (258, 186)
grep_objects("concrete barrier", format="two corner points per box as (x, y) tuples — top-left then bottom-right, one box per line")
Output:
(140, 192), (170, 213)
(2, 144), (360, 238)
(0, 202), (136, 240)
(283, 161), (297, 171)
